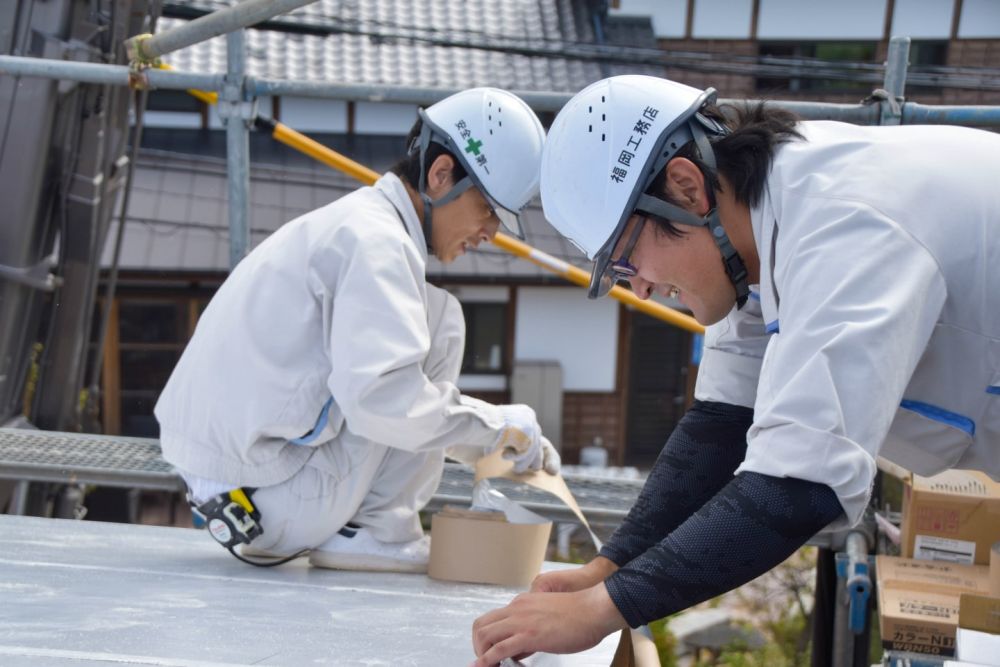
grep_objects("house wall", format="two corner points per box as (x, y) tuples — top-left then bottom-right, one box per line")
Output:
(562, 391), (627, 465)
(612, 0), (1000, 105)
(513, 287), (626, 463)
(513, 287), (619, 392)
(99, 280), (634, 465)
(277, 98), (350, 133)
(144, 98), (418, 135)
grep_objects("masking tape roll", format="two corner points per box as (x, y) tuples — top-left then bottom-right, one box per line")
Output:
(474, 449), (603, 550)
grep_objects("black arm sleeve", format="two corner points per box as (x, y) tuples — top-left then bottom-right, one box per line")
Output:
(605, 471), (845, 628)
(599, 400), (754, 567)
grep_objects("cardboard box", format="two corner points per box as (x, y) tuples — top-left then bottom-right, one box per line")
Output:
(877, 555), (992, 657)
(901, 470), (1000, 565)
(992, 542), (1000, 597)
(427, 506), (551, 587)
(957, 592), (1000, 666)
(960, 593), (1000, 635)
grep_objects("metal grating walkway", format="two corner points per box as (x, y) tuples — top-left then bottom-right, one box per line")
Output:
(0, 428), (643, 524)
(0, 428), (184, 491)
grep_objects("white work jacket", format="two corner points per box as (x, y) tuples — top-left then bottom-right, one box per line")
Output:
(695, 121), (1000, 528)
(155, 173), (505, 486)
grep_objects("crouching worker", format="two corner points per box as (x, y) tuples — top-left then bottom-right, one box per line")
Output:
(154, 88), (559, 572)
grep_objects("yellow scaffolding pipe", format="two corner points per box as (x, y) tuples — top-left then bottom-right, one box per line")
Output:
(158, 64), (704, 333)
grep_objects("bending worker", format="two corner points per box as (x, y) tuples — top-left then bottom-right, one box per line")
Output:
(472, 74), (1000, 663)
(155, 88), (559, 573)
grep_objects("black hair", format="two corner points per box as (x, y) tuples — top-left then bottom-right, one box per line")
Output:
(645, 101), (803, 238)
(390, 117), (468, 190)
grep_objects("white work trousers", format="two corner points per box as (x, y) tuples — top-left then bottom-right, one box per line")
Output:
(247, 434), (444, 552)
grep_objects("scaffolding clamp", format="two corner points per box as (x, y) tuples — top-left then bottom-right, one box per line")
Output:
(125, 34), (163, 90)
(124, 33), (155, 66)
(864, 88), (904, 126)
(217, 76), (257, 129)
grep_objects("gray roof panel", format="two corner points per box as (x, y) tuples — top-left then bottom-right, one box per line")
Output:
(106, 146), (592, 280)
(111, 2), (660, 279)
(156, 0), (661, 92)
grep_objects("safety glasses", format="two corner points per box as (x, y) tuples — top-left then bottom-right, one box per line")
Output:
(483, 191), (525, 240)
(589, 217), (646, 298)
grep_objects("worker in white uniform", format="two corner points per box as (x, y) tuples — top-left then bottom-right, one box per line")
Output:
(471, 74), (1000, 664)
(154, 88), (560, 573)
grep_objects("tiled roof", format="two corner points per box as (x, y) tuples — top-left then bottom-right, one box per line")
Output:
(105, 137), (591, 280)
(157, 0), (661, 91)
(109, 1), (661, 279)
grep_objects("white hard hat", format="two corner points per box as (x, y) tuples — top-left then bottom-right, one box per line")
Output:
(414, 88), (546, 239)
(541, 75), (748, 303)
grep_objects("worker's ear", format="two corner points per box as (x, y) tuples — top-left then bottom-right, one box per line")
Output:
(664, 158), (710, 216)
(426, 153), (456, 198)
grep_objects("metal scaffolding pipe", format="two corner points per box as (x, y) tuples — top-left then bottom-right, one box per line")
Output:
(880, 37), (910, 125)
(248, 77), (576, 112)
(0, 56), (225, 90)
(224, 30), (251, 270)
(4, 55), (1000, 126)
(902, 103), (1000, 126)
(0, 55), (128, 86)
(883, 36), (911, 101)
(124, 0), (320, 63)
(768, 100), (880, 124)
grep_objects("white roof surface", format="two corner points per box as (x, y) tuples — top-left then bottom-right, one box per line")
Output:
(1, 514), (622, 666)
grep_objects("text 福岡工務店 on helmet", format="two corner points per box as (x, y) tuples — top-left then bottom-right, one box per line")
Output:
(540, 75), (749, 305)
(412, 88), (546, 241)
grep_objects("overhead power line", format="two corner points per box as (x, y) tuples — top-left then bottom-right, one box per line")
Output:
(160, 2), (1000, 91)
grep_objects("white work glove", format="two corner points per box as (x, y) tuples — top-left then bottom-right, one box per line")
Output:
(494, 404), (561, 475)
(537, 436), (561, 476)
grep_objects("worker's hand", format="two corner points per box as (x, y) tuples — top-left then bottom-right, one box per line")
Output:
(495, 404), (543, 473)
(470, 584), (628, 666)
(530, 556), (619, 594)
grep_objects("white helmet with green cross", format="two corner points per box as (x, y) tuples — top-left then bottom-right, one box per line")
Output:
(412, 88), (546, 240)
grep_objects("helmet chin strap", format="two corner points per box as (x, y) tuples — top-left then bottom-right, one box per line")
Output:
(635, 117), (750, 310)
(689, 117), (750, 310)
(415, 123), (474, 255)
(635, 193), (750, 310)
(417, 178), (474, 256)
(706, 207), (750, 310)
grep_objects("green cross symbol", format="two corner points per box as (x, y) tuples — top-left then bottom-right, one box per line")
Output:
(464, 137), (483, 156)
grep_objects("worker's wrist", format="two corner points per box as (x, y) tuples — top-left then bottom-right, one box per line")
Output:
(580, 582), (629, 636)
(583, 556), (620, 582)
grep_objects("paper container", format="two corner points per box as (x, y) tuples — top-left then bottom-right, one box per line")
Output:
(428, 506), (552, 587)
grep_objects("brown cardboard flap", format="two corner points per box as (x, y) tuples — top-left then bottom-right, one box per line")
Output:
(911, 470), (1000, 496)
(877, 556), (992, 595)
(959, 593), (1000, 634)
(475, 449), (602, 548)
(991, 542), (1000, 596)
